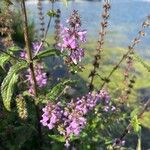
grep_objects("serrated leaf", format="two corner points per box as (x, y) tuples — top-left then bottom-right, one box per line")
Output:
(8, 46), (21, 52)
(2, 74), (18, 111)
(47, 80), (76, 101)
(1, 61), (28, 111)
(0, 54), (10, 69)
(34, 49), (61, 60)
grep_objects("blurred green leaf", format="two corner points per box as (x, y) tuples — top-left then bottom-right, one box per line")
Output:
(48, 135), (65, 142)
(131, 115), (141, 134)
(8, 46), (21, 52)
(34, 49), (61, 60)
(133, 53), (150, 72)
(47, 10), (57, 17)
(130, 108), (140, 118)
(47, 79), (76, 101)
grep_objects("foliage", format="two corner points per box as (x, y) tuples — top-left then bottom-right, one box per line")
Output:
(0, 0), (150, 150)
(1, 61), (28, 111)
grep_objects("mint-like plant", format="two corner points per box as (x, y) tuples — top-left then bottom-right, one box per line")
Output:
(0, 0), (150, 149)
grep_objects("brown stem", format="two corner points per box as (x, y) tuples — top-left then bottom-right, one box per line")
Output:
(89, 0), (110, 91)
(21, 0), (42, 146)
(33, 1), (54, 59)
(100, 17), (150, 90)
(113, 98), (150, 149)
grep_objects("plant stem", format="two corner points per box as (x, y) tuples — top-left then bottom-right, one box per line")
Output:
(113, 98), (150, 149)
(44, 1), (54, 40)
(100, 17), (150, 90)
(21, 0), (42, 146)
(34, 1), (54, 58)
(88, 0), (110, 91)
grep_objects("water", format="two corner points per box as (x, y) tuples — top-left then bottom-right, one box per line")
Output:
(26, 0), (150, 58)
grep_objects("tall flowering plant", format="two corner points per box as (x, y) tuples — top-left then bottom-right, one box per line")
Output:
(0, 0), (150, 150)
(40, 90), (115, 147)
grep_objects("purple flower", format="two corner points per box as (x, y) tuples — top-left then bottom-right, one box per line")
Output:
(40, 102), (63, 129)
(20, 51), (27, 59)
(70, 48), (84, 64)
(26, 63), (48, 95)
(57, 10), (87, 64)
(41, 89), (115, 147)
(20, 41), (43, 59)
(64, 140), (70, 148)
(78, 30), (87, 42)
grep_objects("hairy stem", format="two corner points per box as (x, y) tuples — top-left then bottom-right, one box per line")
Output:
(21, 0), (42, 146)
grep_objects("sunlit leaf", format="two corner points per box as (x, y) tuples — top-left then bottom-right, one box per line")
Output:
(47, 80), (76, 101)
(8, 46), (21, 52)
(0, 54), (10, 69)
(1, 61), (28, 111)
(131, 115), (141, 134)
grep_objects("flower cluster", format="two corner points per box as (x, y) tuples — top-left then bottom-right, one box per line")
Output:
(40, 90), (115, 147)
(20, 41), (43, 59)
(21, 41), (47, 95)
(99, 89), (116, 112)
(26, 63), (48, 95)
(40, 102), (63, 129)
(57, 10), (87, 64)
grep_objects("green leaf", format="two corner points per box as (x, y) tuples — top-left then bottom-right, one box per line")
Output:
(0, 54), (10, 69)
(48, 135), (65, 142)
(34, 49), (61, 60)
(47, 10), (57, 17)
(48, 134), (78, 143)
(8, 46), (21, 52)
(133, 53), (150, 72)
(1, 61), (28, 111)
(47, 80), (76, 101)
(131, 115), (141, 134)
(130, 108), (140, 118)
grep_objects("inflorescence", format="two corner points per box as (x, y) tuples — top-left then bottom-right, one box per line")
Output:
(40, 89), (115, 147)
(57, 10), (87, 64)
(20, 41), (47, 95)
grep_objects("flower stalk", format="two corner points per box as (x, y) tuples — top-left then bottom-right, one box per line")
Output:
(100, 16), (150, 90)
(89, 0), (111, 91)
(21, 0), (42, 146)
